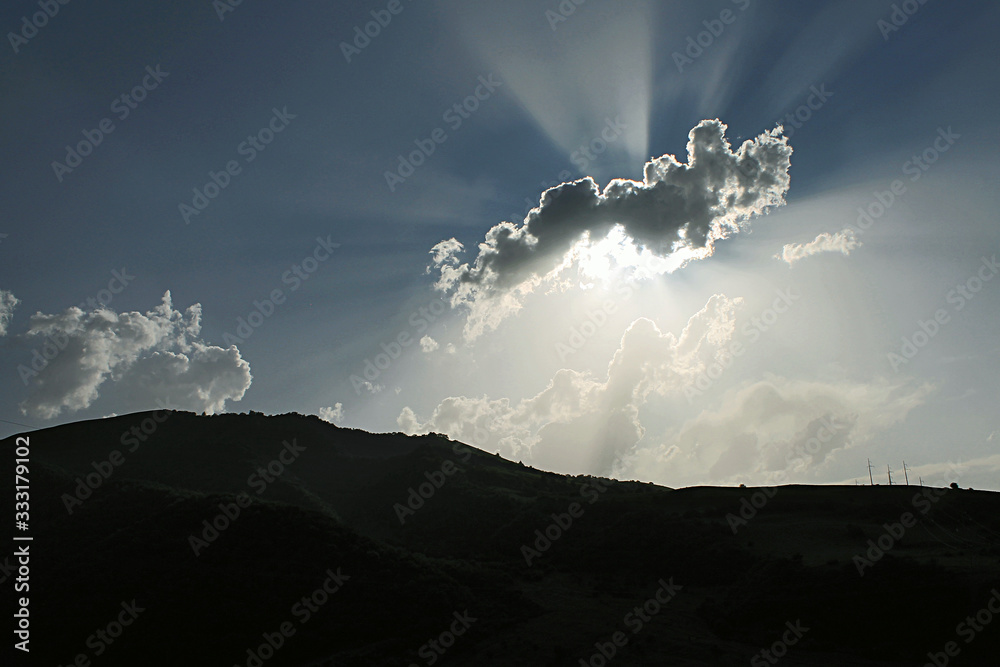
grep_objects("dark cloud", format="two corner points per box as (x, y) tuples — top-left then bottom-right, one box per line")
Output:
(430, 119), (793, 338)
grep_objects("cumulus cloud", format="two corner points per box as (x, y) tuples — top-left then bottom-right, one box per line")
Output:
(0, 290), (19, 336)
(400, 293), (931, 483)
(777, 228), (861, 266)
(355, 380), (383, 395)
(430, 119), (793, 339)
(618, 375), (932, 486)
(18, 291), (251, 419)
(400, 295), (748, 474)
(319, 403), (344, 424)
(419, 335), (439, 353)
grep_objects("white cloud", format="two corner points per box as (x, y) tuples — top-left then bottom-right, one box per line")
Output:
(319, 403), (344, 424)
(419, 335), (439, 353)
(777, 228), (861, 266)
(430, 119), (793, 340)
(618, 375), (932, 486)
(18, 291), (251, 420)
(400, 293), (931, 483)
(0, 289), (19, 336)
(897, 455), (1000, 489)
(400, 294), (748, 473)
(355, 380), (383, 395)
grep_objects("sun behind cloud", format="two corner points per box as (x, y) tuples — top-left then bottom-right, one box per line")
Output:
(429, 119), (793, 340)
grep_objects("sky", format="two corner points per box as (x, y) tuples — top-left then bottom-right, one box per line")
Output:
(2, 0), (1000, 490)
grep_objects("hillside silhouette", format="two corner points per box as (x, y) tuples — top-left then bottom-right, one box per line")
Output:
(4, 411), (999, 666)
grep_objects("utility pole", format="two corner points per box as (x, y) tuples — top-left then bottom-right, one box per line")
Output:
(887, 464), (893, 486)
(868, 458), (874, 486)
(902, 461), (910, 486)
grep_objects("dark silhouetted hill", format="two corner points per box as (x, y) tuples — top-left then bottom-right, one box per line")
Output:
(3, 411), (999, 666)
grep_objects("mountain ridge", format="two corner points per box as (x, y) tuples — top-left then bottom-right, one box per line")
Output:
(4, 410), (999, 666)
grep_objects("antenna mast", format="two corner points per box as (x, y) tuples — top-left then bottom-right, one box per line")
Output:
(887, 464), (893, 486)
(902, 461), (910, 486)
(868, 458), (874, 485)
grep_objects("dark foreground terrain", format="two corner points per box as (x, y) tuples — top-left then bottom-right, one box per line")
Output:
(3, 411), (999, 666)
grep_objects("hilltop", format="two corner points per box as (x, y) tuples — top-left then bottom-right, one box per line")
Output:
(3, 411), (999, 666)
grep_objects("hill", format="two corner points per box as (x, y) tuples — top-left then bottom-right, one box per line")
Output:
(3, 411), (999, 666)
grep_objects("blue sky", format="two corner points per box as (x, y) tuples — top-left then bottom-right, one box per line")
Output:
(3, 0), (1000, 489)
